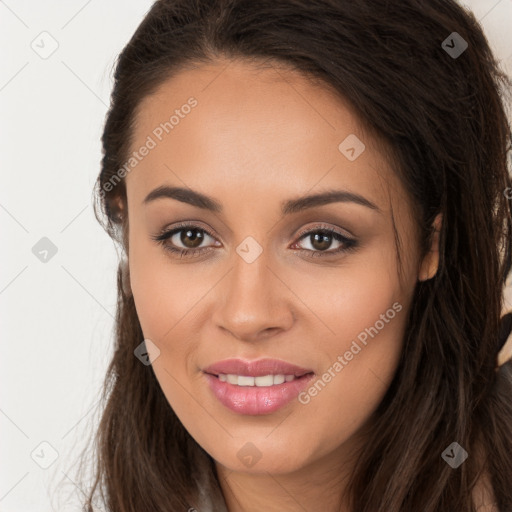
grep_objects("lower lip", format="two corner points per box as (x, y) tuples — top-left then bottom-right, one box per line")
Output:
(203, 372), (315, 415)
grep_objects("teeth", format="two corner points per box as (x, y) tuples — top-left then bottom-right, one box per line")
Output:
(218, 374), (297, 386)
(273, 374), (285, 385)
(238, 376), (255, 386)
(226, 374), (238, 385)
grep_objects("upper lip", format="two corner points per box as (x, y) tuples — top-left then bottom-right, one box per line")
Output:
(203, 358), (314, 377)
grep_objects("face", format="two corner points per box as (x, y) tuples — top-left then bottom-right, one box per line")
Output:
(124, 58), (431, 476)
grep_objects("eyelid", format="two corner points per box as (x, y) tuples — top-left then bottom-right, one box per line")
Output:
(154, 220), (217, 239)
(294, 222), (355, 240)
(154, 221), (354, 245)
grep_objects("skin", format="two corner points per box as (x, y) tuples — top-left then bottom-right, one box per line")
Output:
(123, 57), (440, 512)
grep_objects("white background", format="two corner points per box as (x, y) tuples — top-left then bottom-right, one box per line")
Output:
(1, 1), (511, 510)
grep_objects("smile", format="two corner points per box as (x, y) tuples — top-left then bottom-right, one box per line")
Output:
(217, 373), (297, 386)
(204, 372), (315, 415)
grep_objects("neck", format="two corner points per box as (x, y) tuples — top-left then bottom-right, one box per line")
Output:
(215, 437), (362, 512)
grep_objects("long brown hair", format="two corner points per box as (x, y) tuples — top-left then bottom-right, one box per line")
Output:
(77, 0), (512, 510)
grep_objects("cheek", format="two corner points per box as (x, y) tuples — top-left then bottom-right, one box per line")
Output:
(129, 262), (175, 341)
(128, 233), (204, 341)
(288, 247), (408, 435)
(294, 241), (406, 353)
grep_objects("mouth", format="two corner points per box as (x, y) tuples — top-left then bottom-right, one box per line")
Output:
(205, 372), (314, 387)
(203, 372), (315, 415)
(202, 357), (314, 379)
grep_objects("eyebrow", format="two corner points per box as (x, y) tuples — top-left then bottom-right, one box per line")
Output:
(143, 185), (381, 214)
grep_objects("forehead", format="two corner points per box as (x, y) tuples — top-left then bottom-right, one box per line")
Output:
(126, 58), (398, 215)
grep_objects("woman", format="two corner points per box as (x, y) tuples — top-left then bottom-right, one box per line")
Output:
(80, 0), (512, 510)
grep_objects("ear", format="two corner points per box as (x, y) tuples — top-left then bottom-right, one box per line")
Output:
(418, 213), (442, 282)
(112, 194), (126, 222)
(120, 257), (132, 297)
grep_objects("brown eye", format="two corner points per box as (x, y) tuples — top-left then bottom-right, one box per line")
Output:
(178, 227), (205, 249)
(151, 223), (219, 257)
(305, 231), (335, 251)
(292, 224), (358, 258)
(151, 222), (358, 260)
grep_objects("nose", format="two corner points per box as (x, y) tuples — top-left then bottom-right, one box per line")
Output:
(212, 251), (295, 342)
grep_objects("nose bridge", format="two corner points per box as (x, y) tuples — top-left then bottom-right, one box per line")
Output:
(213, 242), (293, 340)
(231, 243), (270, 299)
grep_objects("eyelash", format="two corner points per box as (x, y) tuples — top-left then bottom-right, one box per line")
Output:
(151, 222), (358, 259)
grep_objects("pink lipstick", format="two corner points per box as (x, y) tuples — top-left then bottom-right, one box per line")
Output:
(202, 358), (315, 415)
